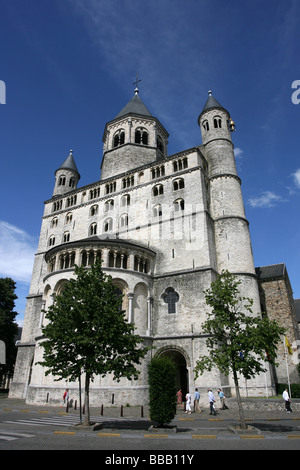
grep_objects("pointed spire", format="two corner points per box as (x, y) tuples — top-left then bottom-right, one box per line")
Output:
(198, 90), (229, 124)
(202, 90), (225, 112)
(57, 149), (80, 176)
(115, 92), (152, 119)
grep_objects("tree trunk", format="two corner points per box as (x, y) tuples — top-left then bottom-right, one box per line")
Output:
(232, 368), (247, 430)
(83, 372), (90, 426)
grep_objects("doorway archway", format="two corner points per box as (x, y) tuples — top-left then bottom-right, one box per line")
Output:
(155, 347), (189, 399)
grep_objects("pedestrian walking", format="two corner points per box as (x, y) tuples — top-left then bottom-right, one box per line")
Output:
(185, 391), (192, 414)
(217, 388), (228, 410)
(283, 388), (292, 413)
(63, 388), (69, 405)
(194, 388), (201, 413)
(176, 389), (183, 410)
(208, 389), (217, 415)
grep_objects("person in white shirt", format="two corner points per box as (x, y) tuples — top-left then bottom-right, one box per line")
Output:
(208, 389), (217, 415)
(283, 388), (292, 412)
(185, 392), (192, 414)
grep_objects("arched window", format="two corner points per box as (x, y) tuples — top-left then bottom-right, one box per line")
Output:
(203, 120), (209, 131)
(113, 286), (123, 312)
(122, 175), (134, 188)
(51, 217), (58, 228)
(214, 116), (222, 128)
(49, 236), (55, 246)
(65, 212), (72, 224)
(63, 231), (70, 243)
(104, 218), (113, 233)
(90, 205), (98, 216)
(121, 194), (130, 207)
(66, 195), (77, 207)
(174, 198), (185, 212)
(173, 178), (185, 191)
(157, 135), (164, 154)
(153, 204), (162, 218)
(173, 158), (188, 172)
(89, 187), (100, 200)
(153, 184), (164, 196)
(59, 175), (66, 186)
(104, 200), (114, 212)
(105, 182), (116, 194)
(120, 214), (128, 228)
(52, 200), (63, 212)
(89, 222), (97, 236)
(113, 129), (125, 148)
(135, 127), (148, 145)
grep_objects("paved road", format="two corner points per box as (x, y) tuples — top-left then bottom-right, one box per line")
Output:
(1, 396), (300, 451)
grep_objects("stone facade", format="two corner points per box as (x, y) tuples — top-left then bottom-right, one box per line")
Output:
(10, 90), (283, 407)
(256, 264), (300, 384)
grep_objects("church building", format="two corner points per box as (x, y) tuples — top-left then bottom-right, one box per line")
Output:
(10, 86), (299, 406)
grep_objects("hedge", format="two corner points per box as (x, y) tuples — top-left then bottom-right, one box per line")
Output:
(276, 383), (300, 398)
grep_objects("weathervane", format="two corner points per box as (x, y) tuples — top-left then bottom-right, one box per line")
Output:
(133, 75), (142, 94)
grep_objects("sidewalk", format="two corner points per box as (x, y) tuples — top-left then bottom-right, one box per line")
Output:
(1, 394), (300, 436)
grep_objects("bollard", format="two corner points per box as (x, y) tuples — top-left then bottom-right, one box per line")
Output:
(120, 405), (123, 417)
(74, 400), (77, 410)
(101, 404), (103, 416)
(46, 393), (49, 403)
(141, 405), (144, 418)
(83, 404), (85, 415)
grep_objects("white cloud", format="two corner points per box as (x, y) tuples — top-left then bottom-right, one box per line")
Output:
(234, 148), (244, 159)
(292, 168), (300, 188)
(0, 221), (36, 283)
(248, 191), (287, 208)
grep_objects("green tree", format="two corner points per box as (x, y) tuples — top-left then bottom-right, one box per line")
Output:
(0, 278), (19, 387)
(194, 270), (285, 429)
(148, 356), (177, 426)
(38, 261), (148, 425)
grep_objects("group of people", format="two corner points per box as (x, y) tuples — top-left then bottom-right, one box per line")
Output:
(176, 388), (229, 414)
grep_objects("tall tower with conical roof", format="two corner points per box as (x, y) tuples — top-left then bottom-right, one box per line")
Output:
(101, 86), (169, 180)
(199, 91), (255, 275)
(53, 150), (80, 196)
(199, 90), (261, 315)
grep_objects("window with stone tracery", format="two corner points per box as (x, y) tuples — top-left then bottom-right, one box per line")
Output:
(113, 129), (125, 147)
(135, 127), (148, 145)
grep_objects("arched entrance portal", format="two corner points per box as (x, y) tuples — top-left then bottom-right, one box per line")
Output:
(157, 348), (189, 399)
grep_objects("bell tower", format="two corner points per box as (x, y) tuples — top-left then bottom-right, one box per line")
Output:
(100, 84), (169, 180)
(53, 150), (80, 197)
(198, 91), (255, 276)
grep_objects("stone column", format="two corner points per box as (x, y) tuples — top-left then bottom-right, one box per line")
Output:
(146, 297), (153, 336)
(128, 293), (134, 323)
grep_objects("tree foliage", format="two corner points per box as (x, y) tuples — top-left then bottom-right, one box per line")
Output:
(38, 261), (148, 425)
(195, 270), (285, 428)
(0, 278), (19, 386)
(148, 356), (177, 426)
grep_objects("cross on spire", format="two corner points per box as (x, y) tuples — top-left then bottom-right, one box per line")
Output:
(133, 75), (142, 94)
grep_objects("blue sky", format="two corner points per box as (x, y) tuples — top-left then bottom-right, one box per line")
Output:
(0, 0), (300, 326)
